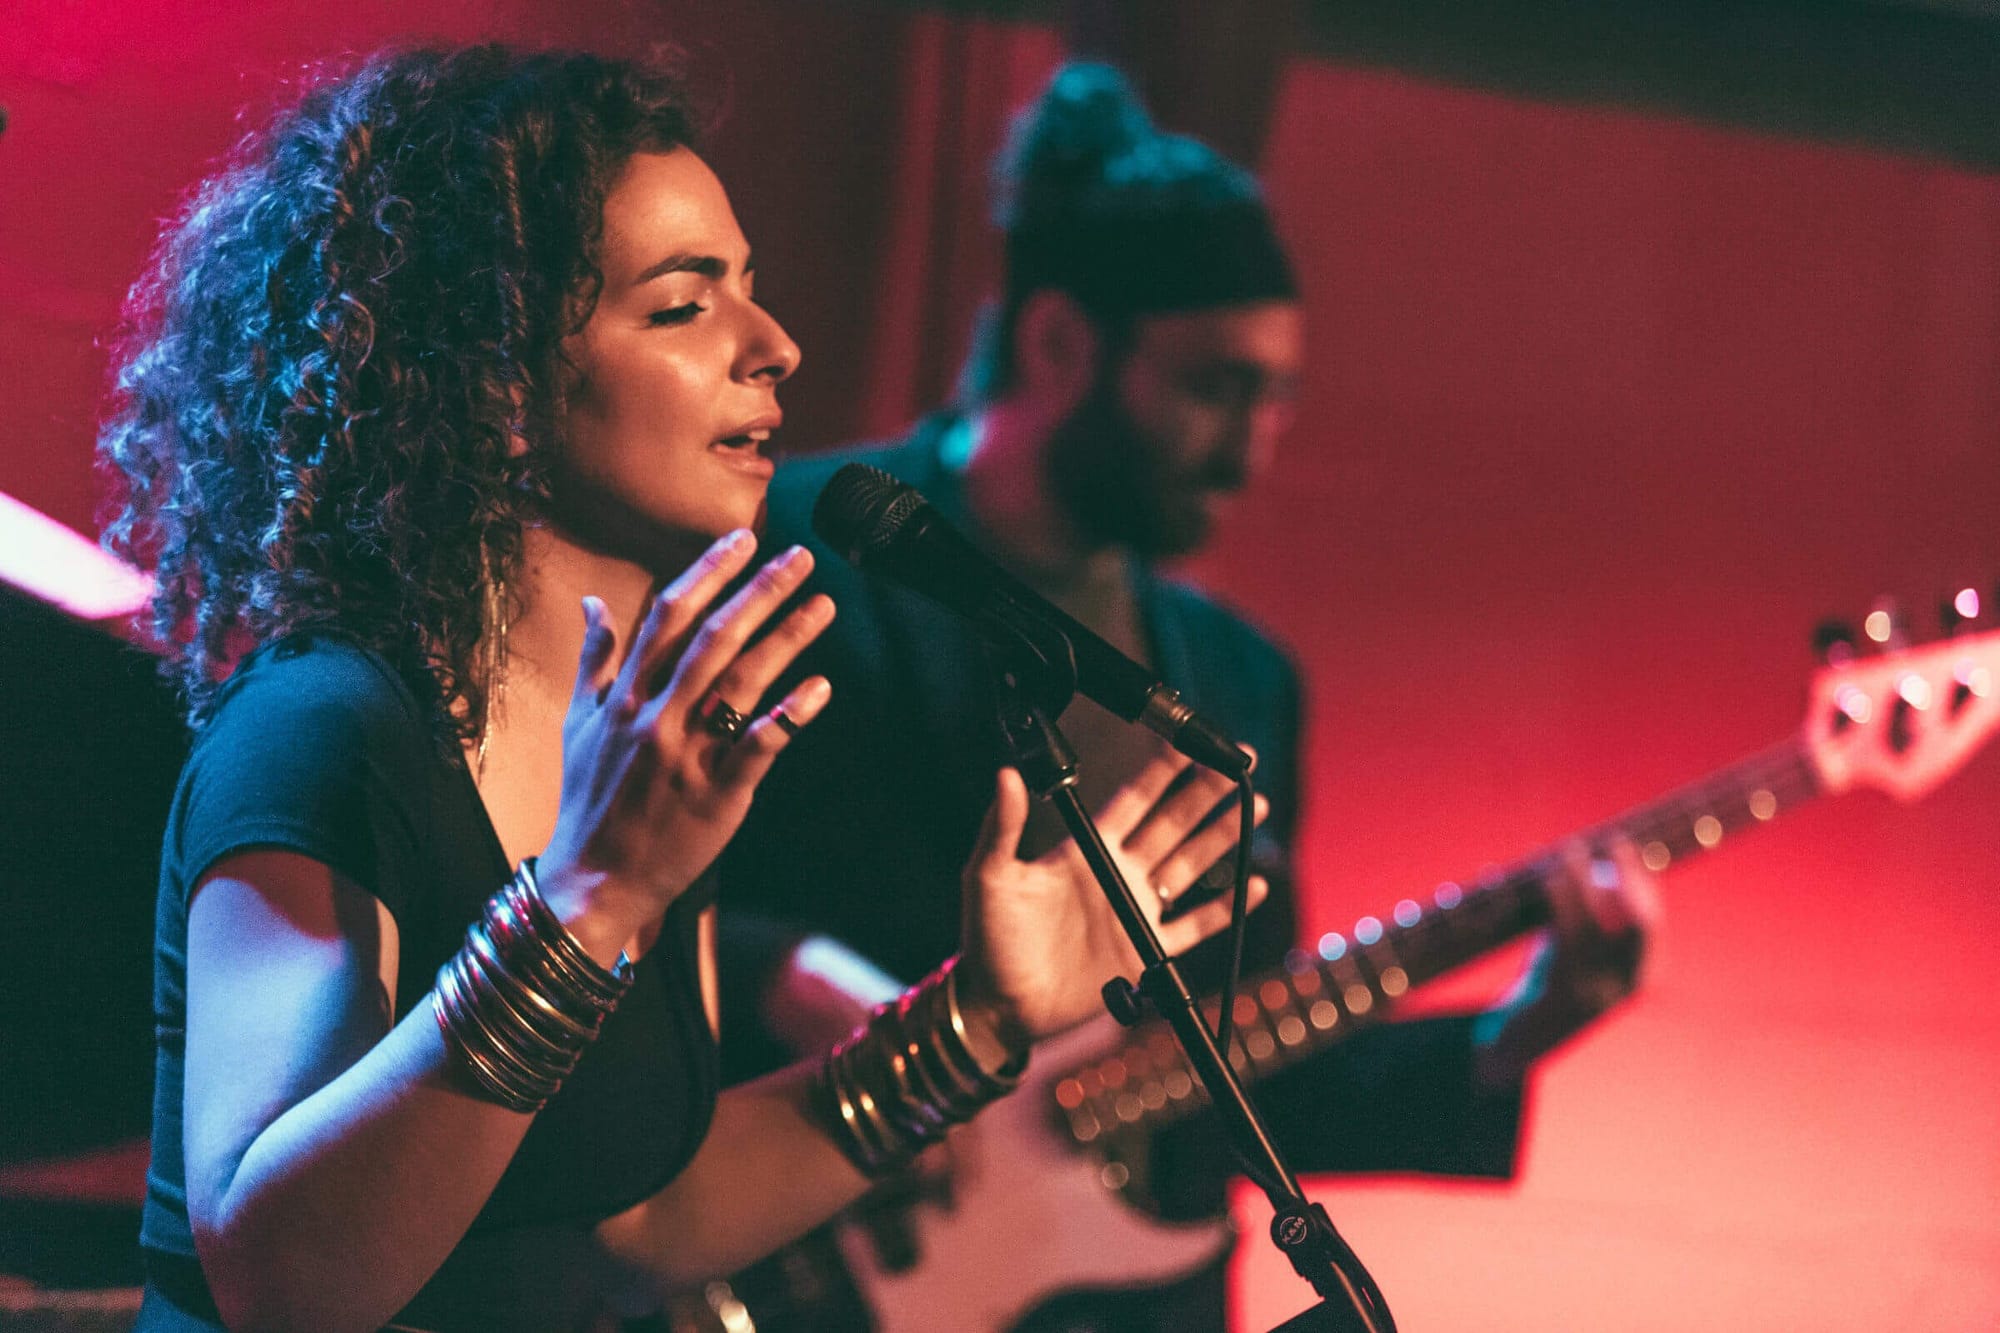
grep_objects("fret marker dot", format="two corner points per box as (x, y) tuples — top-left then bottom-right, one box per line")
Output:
(1318, 932), (1348, 961)
(1394, 898), (1422, 928)
(1641, 842), (1672, 872)
(1380, 966), (1409, 997)
(1354, 916), (1383, 946)
(1748, 789), (1778, 821)
(1343, 985), (1374, 1015)
(1693, 815), (1723, 848)
(1309, 1000), (1339, 1030)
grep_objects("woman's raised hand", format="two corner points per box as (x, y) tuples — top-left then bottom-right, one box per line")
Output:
(538, 530), (834, 956)
(955, 749), (1269, 1050)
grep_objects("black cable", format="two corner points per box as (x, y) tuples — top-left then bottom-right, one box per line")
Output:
(1211, 769), (1257, 1068)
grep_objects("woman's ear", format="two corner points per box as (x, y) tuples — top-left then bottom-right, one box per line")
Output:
(1012, 289), (1102, 419)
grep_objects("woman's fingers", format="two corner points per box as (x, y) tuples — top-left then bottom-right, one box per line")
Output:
(653, 545), (817, 727)
(695, 592), (835, 728)
(1117, 762), (1241, 868)
(1150, 794), (1268, 903)
(1089, 748), (1192, 843)
(969, 768), (1032, 874)
(714, 675), (834, 789)
(1154, 875), (1269, 955)
(571, 596), (620, 703)
(613, 529), (759, 709)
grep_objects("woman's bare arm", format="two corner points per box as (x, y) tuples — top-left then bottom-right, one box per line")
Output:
(183, 850), (531, 1333)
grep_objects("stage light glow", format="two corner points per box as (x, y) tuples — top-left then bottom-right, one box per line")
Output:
(1865, 610), (1894, 642)
(1693, 815), (1723, 848)
(1955, 588), (1980, 619)
(1749, 789), (1779, 820)
(0, 492), (154, 621)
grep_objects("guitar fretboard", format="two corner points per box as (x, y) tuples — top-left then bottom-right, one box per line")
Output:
(1052, 737), (1821, 1144)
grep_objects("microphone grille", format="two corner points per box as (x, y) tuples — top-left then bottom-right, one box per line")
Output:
(812, 463), (925, 563)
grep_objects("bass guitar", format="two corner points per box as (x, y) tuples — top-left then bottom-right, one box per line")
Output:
(690, 616), (2000, 1333)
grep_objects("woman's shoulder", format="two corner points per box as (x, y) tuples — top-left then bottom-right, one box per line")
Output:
(183, 628), (450, 814)
(169, 629), (454, 915)
(201, 629), (434, 746)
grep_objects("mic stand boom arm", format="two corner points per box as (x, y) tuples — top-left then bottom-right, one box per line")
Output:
(978, 610), (1396, 1333)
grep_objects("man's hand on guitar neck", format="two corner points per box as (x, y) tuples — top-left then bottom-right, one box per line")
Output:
(1470, 839), (1661, 1091)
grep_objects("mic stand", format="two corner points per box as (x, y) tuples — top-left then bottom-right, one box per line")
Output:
(979, 612), (1396, 1333)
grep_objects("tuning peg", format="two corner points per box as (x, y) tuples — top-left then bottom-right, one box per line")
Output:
(1941, 587), (1982, 635)
(1813, 619), (1858, 666)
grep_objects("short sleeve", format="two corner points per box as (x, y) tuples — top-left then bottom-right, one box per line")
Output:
(169, 636), (432, 925)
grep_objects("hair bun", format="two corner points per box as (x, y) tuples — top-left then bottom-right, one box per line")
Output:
(993, 62), (1154, 231)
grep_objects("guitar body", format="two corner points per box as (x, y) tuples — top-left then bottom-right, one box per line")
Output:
(837, 1018), (1233, 1333)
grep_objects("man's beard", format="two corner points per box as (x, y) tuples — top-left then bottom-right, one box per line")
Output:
(1043, 376), (1238, 561)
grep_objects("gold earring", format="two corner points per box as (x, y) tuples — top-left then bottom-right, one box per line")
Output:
(475, 561), (510, 780)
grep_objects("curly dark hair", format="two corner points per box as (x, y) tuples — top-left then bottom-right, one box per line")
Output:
(99, 44), (701, 739)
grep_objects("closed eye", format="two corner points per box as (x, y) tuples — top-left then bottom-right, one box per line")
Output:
(648, 303), (707, 327)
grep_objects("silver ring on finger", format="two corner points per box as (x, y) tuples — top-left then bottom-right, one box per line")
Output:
(695, 691), (750, 744)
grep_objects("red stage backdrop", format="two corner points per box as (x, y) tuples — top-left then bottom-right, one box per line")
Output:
(4, 3), (1997, 1328)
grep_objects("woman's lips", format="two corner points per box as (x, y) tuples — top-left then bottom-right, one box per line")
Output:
(711, 431), (776, 478)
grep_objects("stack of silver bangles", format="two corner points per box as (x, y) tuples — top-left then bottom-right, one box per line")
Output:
(432, 857), (634, 1113)
(816, 957), (1027, 1175)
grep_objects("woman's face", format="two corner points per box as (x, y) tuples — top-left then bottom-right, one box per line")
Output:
(548, 148), (800, 564)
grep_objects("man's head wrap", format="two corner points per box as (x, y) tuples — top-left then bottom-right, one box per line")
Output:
(994, 63), (1297, 319)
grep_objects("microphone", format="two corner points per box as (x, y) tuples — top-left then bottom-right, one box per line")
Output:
(812, 463), (1250, 776)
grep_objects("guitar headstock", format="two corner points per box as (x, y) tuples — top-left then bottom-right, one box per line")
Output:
(1804, 589), (2000, 800)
